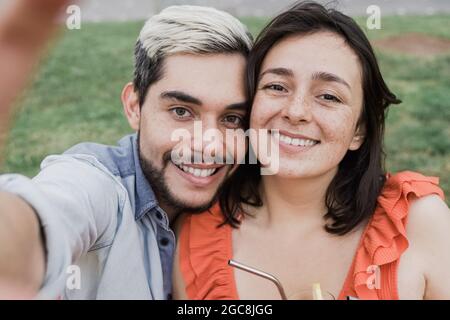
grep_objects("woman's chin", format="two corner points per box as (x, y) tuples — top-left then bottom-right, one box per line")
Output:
(263, 167), (316, 179)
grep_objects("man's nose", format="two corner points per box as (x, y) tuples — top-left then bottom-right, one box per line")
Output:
(191, 119), (225, 161)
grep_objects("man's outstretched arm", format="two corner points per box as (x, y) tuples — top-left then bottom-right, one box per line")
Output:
(0, 192), (45, 299)
(0, 0), (74, 299)
(0, 155), (122, 299)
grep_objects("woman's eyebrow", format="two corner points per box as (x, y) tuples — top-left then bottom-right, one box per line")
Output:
(258, 67), (294, 81)
(311, 71), (351, 90)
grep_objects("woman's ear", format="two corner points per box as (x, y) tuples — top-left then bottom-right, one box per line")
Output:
(122, 82), (140, 131)
(349, 124), (365, 151)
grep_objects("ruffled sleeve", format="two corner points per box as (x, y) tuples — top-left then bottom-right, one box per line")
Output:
(343, 171), (445, 300)
(179, 203), (238, 300)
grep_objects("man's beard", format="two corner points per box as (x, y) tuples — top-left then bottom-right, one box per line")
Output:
(137, 134), (218, 215)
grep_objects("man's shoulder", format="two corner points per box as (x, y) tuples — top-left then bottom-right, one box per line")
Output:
(62, 134), (137, 178)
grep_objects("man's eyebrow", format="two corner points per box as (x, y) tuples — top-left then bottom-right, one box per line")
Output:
(161, 91), (247, 112)
(225, 102), (248, 112)
(258, 67), (294, 81)
(312, 71), (351, 90)
(160, 90), (202, 105)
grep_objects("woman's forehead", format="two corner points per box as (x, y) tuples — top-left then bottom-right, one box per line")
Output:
(260, 31), (362, 83)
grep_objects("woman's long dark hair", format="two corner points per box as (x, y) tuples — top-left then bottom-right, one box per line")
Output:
(218, 1), (401, 235)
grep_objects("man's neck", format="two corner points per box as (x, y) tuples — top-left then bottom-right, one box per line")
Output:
(158, 201), (179, 224)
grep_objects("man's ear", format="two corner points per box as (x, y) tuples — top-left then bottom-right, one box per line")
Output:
(122, 82), (140, 131)
(349, 124), (365, 151)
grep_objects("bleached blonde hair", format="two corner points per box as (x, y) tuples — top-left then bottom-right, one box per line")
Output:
(133, 5), (253, 105)
(139, 5), (252, 58)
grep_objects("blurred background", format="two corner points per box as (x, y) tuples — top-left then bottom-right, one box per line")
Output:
(1, 0), (449, 200)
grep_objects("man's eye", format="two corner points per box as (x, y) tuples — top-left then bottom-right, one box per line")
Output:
(171, 107), (192, 119)
(223, 115), (243, 126)
(320, 94), (342, 103)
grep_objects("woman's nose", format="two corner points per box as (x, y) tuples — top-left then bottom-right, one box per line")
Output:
(281, 95), (313, 124)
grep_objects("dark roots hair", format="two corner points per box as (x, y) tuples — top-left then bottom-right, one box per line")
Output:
(218, 1), (401, 235)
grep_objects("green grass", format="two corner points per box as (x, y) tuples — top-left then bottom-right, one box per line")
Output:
(2, 15), (449, 202)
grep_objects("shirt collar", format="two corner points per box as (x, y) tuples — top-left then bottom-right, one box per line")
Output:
(130, 134), (159, 220)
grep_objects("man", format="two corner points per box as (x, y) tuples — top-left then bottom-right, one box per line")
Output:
(0, 2), (252, 299)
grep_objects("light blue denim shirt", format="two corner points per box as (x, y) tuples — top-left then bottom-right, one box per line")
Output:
(0, 134), (175, 299)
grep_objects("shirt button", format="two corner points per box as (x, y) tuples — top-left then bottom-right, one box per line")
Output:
(160, 237), (170, 246)
(155, 212), (163, 220)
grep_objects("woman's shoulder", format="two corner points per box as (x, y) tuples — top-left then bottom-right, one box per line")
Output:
(372, 170), (444, 229)
(175, 203), (229, 248)
(379, 170), (443, 204)
(406, 192), (450, 248)
(347, 170), (447, 299)
(388, 172), (450, 298)
(371, 170), (445, 246)
(376, 170), (446, 232)
(173, 203), (224, 236)
(174, 203), (236, 299)
(392, 170), (449, 223)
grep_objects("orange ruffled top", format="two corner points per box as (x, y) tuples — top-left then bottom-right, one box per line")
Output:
(179, 171), (445, 300)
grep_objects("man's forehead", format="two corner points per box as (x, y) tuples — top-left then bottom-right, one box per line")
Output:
(161, 52), (246, 77)
(149, 53), (247, 110)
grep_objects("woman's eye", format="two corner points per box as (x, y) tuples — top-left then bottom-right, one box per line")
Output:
(171, 107), (192, 119)
(264, 84), (287, 92)
(320, 94), (341, 103)
(223, 115), (243, 127)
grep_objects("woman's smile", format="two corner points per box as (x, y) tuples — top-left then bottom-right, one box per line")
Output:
(270, 129), (320, 154)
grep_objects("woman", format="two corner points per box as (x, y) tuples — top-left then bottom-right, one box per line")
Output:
(172, 1), (450, 300)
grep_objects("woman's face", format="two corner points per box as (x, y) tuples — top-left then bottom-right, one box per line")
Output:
(250, 31), (365, 179)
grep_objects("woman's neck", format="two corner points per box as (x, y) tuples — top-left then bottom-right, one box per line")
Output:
(257, 168), (337, 229)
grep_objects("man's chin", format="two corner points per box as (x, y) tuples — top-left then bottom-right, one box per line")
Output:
(164, 163), (227, 212)
(168, 193), (217, 214)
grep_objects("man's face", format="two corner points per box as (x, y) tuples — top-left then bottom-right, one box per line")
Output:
(135, 53), (247, 213)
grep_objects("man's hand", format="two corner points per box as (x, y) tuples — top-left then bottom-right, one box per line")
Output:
(0, 0), (70, 161)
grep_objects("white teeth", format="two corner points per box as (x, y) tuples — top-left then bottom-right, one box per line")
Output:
(279, 134), (292, 144)
(177, 164), (217, 178)
(274, 132), (318, 147)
